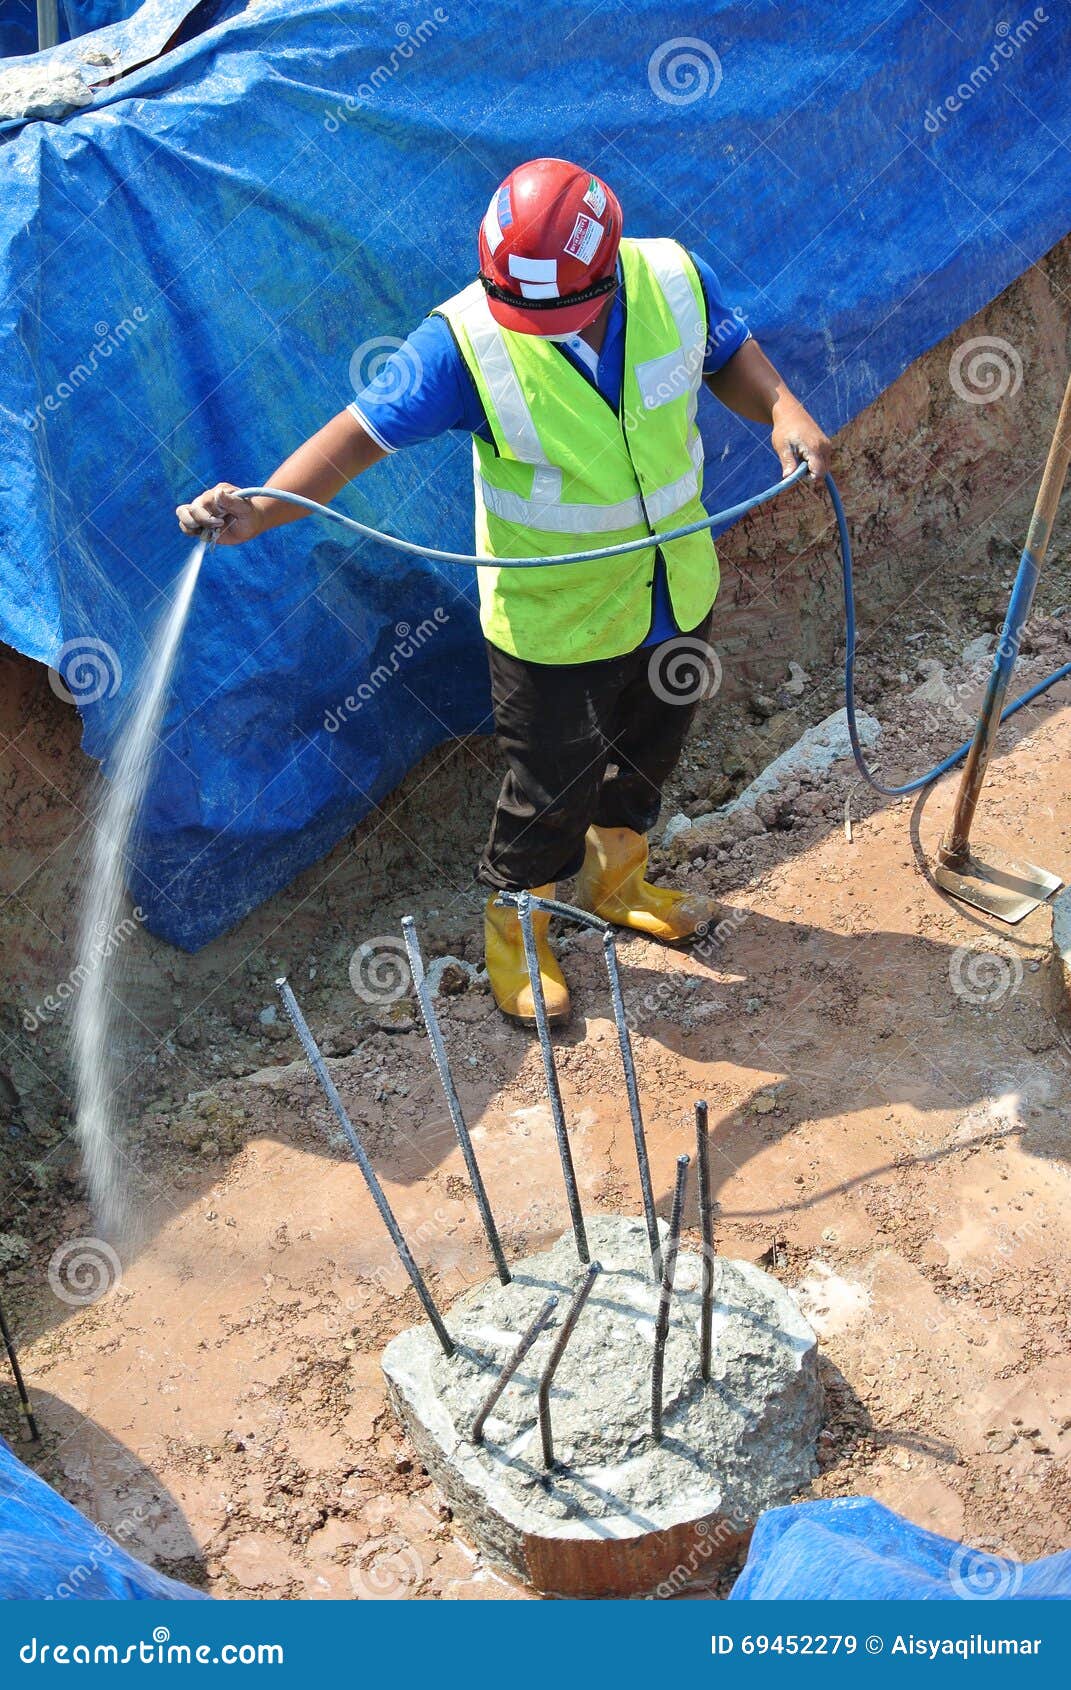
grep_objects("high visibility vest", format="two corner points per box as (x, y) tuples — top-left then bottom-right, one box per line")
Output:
(435, 237), (718, 663)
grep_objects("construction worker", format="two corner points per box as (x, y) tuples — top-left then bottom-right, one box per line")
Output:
(177, 159), (831, 1027)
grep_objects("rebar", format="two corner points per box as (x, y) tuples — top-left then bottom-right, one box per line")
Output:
(500, 895), (658, 1275)
(0, 1295), (40, 1442)
(510, 891), (589, 1264)
(275, 977), (455, 1357)
(652, 1154), (689, 1443)
(401, 916), (510, 1285)
(695, 1101), (715, 1381)
(471, 1295), (558, 1446)
(602, 928), (660, 1278)
(538, 1262), (601, 1469)
(513, 892), (609, 930)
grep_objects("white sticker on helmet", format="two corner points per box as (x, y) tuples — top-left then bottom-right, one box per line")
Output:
(508, 255), (559, 282)
(564, 213), (604, 267)
(483, 193), (505, 254)
(582, 176), (607, 217)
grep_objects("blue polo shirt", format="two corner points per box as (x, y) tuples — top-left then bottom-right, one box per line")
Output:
(350, 252), (749, 648)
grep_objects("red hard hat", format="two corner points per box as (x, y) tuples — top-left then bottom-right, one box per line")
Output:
(478, 158), (622, 336)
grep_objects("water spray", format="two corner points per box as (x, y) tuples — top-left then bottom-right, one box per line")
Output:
(71, 537), (207, 1236)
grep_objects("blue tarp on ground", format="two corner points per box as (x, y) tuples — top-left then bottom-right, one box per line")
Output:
(1, 1), (1069, 948)
(0, 1435), (208, 1599)
(731, 1498), (1071, 1601)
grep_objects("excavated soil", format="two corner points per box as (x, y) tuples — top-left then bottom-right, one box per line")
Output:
(2, 237), (1071, 1599)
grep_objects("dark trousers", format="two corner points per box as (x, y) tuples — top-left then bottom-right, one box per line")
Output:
(477, 612), (714, 892)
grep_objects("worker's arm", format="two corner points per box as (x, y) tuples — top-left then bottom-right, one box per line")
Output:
(705, 339), (832, 485)
(175, 410), (387, 544)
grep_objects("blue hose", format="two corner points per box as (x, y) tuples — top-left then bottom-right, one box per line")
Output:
(824, 473), (1071, 795)
(234, 469), (1070, 797)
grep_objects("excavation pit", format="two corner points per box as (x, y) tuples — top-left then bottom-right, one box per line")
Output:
(382, 1215), (823, 1598)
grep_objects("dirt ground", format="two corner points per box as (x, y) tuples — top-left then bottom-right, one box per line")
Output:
(3, 241), (1071, 1599)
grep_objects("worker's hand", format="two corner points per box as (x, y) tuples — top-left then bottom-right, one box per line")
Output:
(175, 483), (263, 544)
(771, 404), (832, 488)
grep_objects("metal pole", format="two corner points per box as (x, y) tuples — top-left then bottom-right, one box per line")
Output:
(652, 1155), (689, 1443)
(695, 1101), (715, 1382)
(602, 928), (661, 1278)
(512, 892), (589, 1264)
(36, 1), (60, 52)
(939, 365), (1071, 868)
(275, 977), (454, 1357)
(401, 916), (511, 1285)
(471, 1295), (558, 1445)
(538, 1262), (600, 1469)
(0, 1296), (40, 1443)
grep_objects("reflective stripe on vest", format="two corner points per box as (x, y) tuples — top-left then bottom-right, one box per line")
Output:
(632, 245), (706, 416)
(477, 433), (704, 533)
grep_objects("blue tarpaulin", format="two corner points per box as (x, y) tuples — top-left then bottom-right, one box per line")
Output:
(731, 1497), (1071, 1601)
(1, 1), (1069, 948)
(1, 1), (165, 57)
(61, 0), (152, 33)
(0, 1436), (208, 1599)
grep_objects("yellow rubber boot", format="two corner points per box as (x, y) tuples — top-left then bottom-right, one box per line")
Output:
(484, 884), (571, 1026)
(574, 825), (720, 944)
